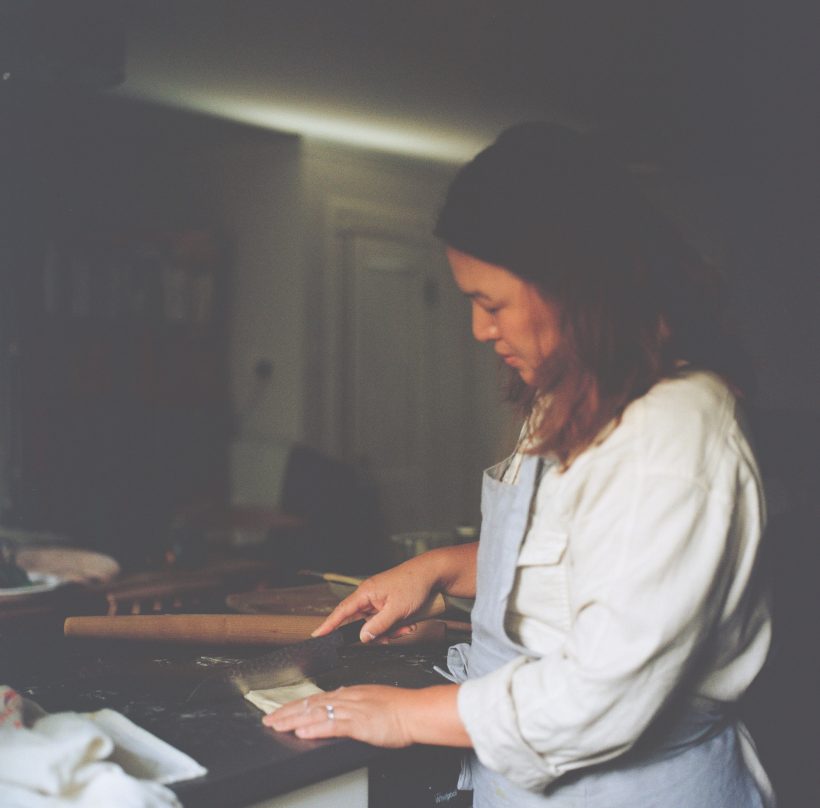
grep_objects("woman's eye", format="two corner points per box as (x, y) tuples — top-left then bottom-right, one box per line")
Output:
(470, 297), (502, 316)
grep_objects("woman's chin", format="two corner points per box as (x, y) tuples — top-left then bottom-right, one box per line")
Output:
(517, 368), (536, 385)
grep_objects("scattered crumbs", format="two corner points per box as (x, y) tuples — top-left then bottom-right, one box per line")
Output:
(134, 704), (167, 715)
(176, 709), (218, 719)
(195, 656), (243, 667)
(83, 689), (119, 701)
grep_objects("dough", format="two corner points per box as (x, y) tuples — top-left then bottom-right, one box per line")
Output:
(245, 680), (324, 713)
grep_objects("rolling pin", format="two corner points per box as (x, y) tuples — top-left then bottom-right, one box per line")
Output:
(63, 613), (448, 645)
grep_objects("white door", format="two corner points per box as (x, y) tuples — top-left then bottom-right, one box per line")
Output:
(320, 207), (507, 543)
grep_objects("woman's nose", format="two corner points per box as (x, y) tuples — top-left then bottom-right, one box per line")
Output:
(472, 304), (497, 342)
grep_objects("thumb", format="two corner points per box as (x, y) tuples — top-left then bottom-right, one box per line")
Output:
(359, 607), (405, 643)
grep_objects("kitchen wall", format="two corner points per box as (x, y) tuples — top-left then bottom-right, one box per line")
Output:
(185, 131), (305, 443)
(4, 91), (816, 548)
(182, 123), (515, 529)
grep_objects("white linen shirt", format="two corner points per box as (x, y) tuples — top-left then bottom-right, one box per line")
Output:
(457, 370), (772, 791)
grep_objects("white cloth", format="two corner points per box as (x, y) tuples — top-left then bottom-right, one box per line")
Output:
(0, 686), (206, 807)
(458, 370), (772, 790)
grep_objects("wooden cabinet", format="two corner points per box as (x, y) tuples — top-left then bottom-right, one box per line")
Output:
(9, 229), (231, 568)
(0, 92), (239, 568)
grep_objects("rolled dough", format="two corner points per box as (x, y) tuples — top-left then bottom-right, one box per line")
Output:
(245, 681), (325, 713)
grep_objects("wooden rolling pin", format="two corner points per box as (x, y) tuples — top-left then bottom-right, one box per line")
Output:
(63, 613), (449, 645)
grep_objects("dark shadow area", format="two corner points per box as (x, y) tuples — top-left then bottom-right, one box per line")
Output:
(277, 443), (384, 576)
(742, 409), (820, 808)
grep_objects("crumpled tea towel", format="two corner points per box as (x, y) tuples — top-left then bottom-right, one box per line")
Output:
(0, 686), (206, 807)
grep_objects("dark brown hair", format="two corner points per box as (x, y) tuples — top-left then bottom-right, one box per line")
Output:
(435, 123), (752, 466)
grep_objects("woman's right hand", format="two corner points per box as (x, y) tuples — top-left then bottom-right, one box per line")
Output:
(310, 556), (441, 643)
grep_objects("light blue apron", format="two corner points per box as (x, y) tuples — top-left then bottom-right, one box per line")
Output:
(447, 454), (774, 807)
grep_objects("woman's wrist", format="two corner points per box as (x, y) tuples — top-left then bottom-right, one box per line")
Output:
(402, 684), (472, 747)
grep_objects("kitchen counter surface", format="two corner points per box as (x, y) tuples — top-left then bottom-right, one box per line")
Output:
(2, 614), (467, 807)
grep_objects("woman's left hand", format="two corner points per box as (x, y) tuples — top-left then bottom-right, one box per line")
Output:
(263, 682), (471, 749)
(263, 685), (417, 747)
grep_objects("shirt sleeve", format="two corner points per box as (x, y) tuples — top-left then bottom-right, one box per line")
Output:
(458, 418), (762, 791)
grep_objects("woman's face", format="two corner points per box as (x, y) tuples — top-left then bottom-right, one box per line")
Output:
(447, 247), (562, 386)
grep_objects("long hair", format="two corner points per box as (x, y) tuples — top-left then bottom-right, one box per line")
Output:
(436, 123), (753, 466)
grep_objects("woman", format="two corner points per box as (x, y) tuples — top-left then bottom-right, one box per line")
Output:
(266, 124), (774, 806)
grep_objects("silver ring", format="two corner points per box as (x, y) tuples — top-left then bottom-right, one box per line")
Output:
(325, 704), (335, 721)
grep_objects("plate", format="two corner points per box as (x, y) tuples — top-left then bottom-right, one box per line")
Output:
(0, 572), (63, 598)
(16, 547), (120, 584)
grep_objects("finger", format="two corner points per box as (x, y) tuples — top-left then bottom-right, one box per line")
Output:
(262, 695), (314, 726)
(360, 607), (410, 642)
(264, 700), (332, 732)
(387, 623), (418, 638)
(295, 717), (343, 739)
(369, 622), (417, 645)
(311, 593), (373, 637)
(294, 704), (345, 739)
(385, 620), (447, 644)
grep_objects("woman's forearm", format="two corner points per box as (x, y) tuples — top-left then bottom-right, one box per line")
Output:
(422, 541), (478, 599)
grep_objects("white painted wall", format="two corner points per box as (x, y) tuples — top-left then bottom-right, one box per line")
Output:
(188, 132), (307, 445)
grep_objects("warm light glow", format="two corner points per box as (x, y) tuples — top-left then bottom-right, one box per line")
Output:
(116, 87), (484, 163)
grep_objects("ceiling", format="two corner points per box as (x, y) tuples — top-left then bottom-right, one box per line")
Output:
(7, 1), (816, 168)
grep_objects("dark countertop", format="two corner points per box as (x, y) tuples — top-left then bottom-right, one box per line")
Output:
(2, 616), (467, 808)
